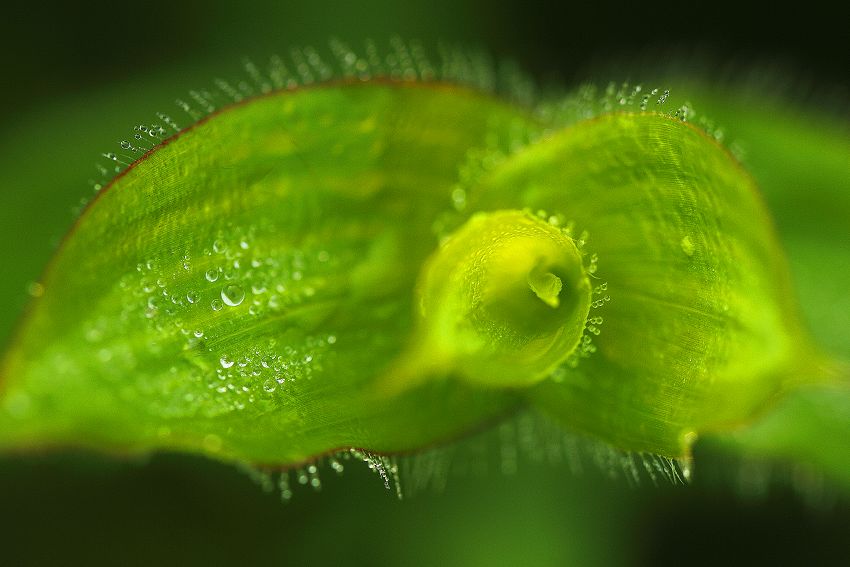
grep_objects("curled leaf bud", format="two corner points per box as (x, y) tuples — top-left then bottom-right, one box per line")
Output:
(387, 210), (592, 390)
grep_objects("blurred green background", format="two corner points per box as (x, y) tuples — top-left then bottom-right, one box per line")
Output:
(1, 1), (848, 565)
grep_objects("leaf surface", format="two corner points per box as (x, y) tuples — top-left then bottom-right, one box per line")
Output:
(0, 79), (841, 473)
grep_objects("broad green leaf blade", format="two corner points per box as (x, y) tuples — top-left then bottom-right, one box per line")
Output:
(1, 76), (844, 478)
(467, 112), (825, 457)
(0, 82), (540, 464)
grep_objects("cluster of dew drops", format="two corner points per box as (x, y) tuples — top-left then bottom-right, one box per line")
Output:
(107, 229), (340, 418)
(537, 80), (728, 150)
(242, 449), (403, 503)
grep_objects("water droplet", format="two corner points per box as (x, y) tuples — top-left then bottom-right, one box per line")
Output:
(221, 284), (245, 307)
(213, 240), (227, 254)
(263, 379), (276, 393)
(297, 469), (309, 485)
(205, 268), (220, 282)
(202, 434), (223, 452)
(26, 282), (44, 297)
(211, 298), (224, 311)
(681, 459), (693, 482)
(451, 187), (467, 211)
(186, 291), (199, 304)
(279, 473), (293, 502)
(86, 328), (103, 343)
(680, 235), (695, 257)
(220, 355), (234, 369)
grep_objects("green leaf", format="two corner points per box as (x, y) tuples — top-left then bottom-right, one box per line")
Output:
(0, 76), (843, 477)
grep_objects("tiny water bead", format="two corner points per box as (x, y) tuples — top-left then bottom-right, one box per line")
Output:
(25, 282), (45, 298)
(221, 284), (245, 307)
(680, 235), (695, 257)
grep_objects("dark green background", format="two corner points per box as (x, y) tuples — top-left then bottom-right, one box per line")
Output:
(1, 1), (848, 565)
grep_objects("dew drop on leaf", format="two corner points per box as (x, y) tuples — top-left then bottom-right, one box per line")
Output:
(221, 284), (245, 307)
(680, 235), (695, 257)
(26, 282), (44, 298)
